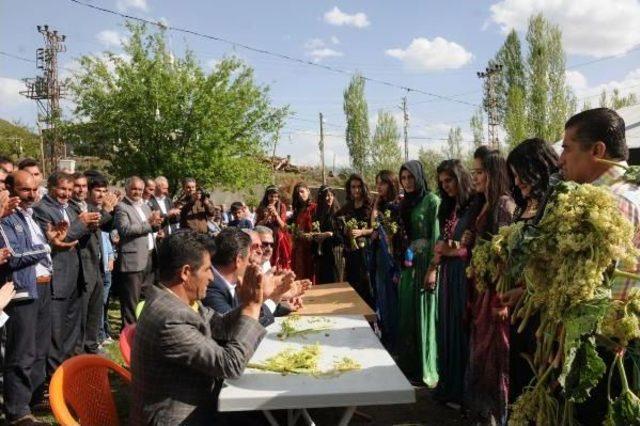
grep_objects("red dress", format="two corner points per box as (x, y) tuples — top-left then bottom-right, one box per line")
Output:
(256, 204), (292, 270)
(291, 203), (317, 282)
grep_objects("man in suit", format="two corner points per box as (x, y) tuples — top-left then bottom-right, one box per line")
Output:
(70, 173), (117, 354)
(33, 171), (99, 375)
(203, 228), (294, 327)
(130, 231), (267, 425)
(0, 171), (53, 425)
(114, 176), (163, 326)
(148, 176), (180, 235)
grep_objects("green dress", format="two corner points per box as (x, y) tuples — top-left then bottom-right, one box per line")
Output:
(397, 192), (440, 387)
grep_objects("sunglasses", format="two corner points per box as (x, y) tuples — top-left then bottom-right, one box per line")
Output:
(261, 242), (274, 248)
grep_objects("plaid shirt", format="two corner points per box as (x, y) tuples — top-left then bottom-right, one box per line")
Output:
(592, 161), (640, 299)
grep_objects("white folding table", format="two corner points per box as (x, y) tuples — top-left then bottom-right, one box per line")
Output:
(218, 315), (415, 426)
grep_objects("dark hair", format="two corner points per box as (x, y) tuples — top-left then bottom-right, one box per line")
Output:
(344, 174), (371, 205)
(5, 173), (16, 192)
(47, 171), (74, 189)
(474, 146), (511, 215)
(157, 231), (209, 283)
(507, 138), (559, 212)
(72, 172), (87, 181)
(375, 170), (398, 206)
(436, 159), (473, 224)
(18, 158), (39, 170)
(88, 174), (109, 190)
(212, 227), (252, 267)
(565, 107), (627, 161)
(258, 185), (280, 210)
(230, 201), (244, 215)
(291, 182), (311, 222)
(182, 177), (196, 187)
(314, 185), (340, 220)
(0, 156), (14, 166)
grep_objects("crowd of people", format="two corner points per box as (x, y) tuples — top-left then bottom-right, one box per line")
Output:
(0, 106), (637, 425)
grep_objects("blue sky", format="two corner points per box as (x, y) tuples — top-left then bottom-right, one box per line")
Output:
(2, 0), (640, 166)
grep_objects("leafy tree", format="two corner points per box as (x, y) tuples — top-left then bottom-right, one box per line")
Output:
(418, 148), (445, 191)
(470, 108), (485, 150)
(371, 110), (402, 173)
(343, 73), (370, 177)
(62, 22), (287, 191)
(599, 88), (638, 109)
(442, 126), (463, 160)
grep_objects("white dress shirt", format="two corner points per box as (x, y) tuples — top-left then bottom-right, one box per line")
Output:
(0, 311), (8, 328)
(20, 207), (52, 278)
(212, 267), (275, 313)
(128, 198), (154, 251)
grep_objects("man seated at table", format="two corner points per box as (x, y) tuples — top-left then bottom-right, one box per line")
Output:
(130, 231), (267, 425)
(203, 228), (294, 327)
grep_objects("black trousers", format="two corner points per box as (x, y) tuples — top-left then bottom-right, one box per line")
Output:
(3, 283), (51, 421)
(48, 286), (82, 376)
(78, 277), (104, 354)
(119, 253), (155, 327)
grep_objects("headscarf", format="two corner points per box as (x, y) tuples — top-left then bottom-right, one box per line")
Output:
(399, 160), (428, 240)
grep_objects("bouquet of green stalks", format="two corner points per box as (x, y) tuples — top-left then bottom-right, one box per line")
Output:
(344, 218), (368, 250)
(277, 315), (333, 340)
(248, 344), (362, 377)
(469, 181), (640, 425)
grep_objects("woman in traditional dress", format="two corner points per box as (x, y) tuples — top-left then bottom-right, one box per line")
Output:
(396, 160), (440, 386)
(337, 174), (374, 308)
(432, 159), (474, 408)
(370, 170), (401, 353)
(313, 185), (343, 284)
(504, 139), (559, 403)
(255, 185), (292, 270)
(290, 182), (316, 282)
(464, 147), (515, 425)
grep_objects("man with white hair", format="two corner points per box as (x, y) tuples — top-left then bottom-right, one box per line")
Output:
(254, 225), (274, 274)
(148, 176), (181, 235)
(114, 176), (164, 325)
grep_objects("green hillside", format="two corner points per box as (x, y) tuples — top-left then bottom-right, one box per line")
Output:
(0, 118), (41, 159)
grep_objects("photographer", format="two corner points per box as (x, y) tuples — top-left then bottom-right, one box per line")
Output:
(176, 177), (216, 234)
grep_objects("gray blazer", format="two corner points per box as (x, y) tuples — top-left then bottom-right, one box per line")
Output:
(114, 198), (156, 273)
(32, 194), (90, 298)
(130, 285), (266, 426)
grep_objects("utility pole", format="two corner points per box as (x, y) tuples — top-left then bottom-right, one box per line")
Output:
(271, 129), (279, 184)
(319, 112), (326, 185)
(21, 25), (67, 172)
(477, 63), (502, 150)
(401, 96), (409, 161)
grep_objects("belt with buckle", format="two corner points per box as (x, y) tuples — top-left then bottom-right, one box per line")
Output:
(36, 276), (51, 284)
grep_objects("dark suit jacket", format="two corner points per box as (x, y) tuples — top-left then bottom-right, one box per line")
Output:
(203, 271), (274, 328)
(33, 195), (90, 298)
(130, 285), (266, 426)
(70, 200), (114, 290)
(148, 196), (179, 233)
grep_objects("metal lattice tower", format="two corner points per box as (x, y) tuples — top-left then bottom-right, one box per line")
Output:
(477, 63), (502, 150)
(20, 25), (67, 172)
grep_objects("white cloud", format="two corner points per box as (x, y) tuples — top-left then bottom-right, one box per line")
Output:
(96, 30), (127, 48)
(385, 37), (473, 72)
(489, 0), (640, 58)
(116, 0), (148, 12)
(323, 6), (370, 28)
(0, 77), (28, 108)
(565, 70), (587, 91)
(572, 67), (640, 105)
(330, 36), (340, 45)
(304, 38), (343, 62)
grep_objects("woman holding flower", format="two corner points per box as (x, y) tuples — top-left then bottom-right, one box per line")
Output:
(256, 185), (292, 270)
(370, 170), (401, 353)
(312, 185), (343, 284)
(432, 159), (474, 407)
(337, 174), (374, 308)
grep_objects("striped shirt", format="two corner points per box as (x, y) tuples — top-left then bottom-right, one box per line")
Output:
(592, 161), (640, 299)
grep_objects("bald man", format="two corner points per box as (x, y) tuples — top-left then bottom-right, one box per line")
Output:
(0, 171), (52, 425)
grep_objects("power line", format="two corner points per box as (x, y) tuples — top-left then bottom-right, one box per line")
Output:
(67, 0), (479, 107)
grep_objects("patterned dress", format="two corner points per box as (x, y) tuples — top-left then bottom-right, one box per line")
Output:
(291, 203), (317, 282)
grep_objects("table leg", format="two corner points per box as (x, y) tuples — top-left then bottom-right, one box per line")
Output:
(288, 409), (303, 426)
(300, 408), (316, 425)
(337, 406), (357, 426)
(262, 410), (279, 426)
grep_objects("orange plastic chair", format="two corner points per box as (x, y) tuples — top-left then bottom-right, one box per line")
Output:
(49, 354), (132, 426)
(118, 323), (136, 368)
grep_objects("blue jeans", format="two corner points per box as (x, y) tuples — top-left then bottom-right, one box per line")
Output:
(98, 271), (112, 342)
